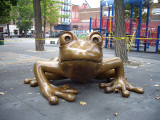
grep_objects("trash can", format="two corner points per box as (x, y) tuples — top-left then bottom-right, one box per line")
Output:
(0, 33), (4, 45)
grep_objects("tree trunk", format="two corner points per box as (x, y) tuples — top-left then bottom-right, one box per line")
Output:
(50, 23), (52, 36)
(114, 0), (128, 63)
(43, 16), (46, 44)
(33, 0), (44, 51)
(42, 1), (47, 44)
(7, 24), (10, 37)
(24, 30), (27, 37)
(24, 24), (28, 37)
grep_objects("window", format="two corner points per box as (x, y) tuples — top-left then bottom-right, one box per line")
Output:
(14, 30), (18, 35)
(152, 8), (160, 15)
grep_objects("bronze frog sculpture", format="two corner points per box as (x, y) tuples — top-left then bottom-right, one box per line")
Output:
(24, 31), (144, 105)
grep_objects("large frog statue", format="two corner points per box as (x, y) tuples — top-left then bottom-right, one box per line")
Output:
(24, 31), (144, 105)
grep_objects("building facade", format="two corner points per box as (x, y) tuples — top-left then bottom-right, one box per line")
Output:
(54, 0), (72, 31)
(72, 5), (79, 23)
(71, 2), (92, 32)
(71, 2), (160, 33)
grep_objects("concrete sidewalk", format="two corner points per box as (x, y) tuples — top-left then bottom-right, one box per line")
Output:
(0, 38), (160, 120)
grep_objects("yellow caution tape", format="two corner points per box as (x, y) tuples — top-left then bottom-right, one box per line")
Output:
(0, 39), (57, 42)
(0, 37), (159, 42)
(128, 31), (136, 52)
(103, 37), (159, 40)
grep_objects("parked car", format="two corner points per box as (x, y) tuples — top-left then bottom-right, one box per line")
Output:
(18, 33), (24, 38)
(26, 33), (35, 38)
(10, 32), (14, 38)
(53, 32), (59, 38)
(49, 32), (58, 38)
(10, 32), (18, 37)
(2, 32), (8, 37)
(45, 33), (50, 38)
(49, 31), (65, 38)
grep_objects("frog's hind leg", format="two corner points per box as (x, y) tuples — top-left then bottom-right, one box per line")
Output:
(24, 57), (60, 87)
(99, 78), (144, 97)
(96, 69), (116, 81)
(98, 57), (144, 97)
(24, 73), (67, 87)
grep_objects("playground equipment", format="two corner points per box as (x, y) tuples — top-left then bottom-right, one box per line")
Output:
(89, 0), (160, 53)
(156, 26), (160, 53)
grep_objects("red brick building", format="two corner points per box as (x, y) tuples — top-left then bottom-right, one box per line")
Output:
(71, 2), (93, 32)
(72, 5), (79, 23)
(71, 2), (160, 33)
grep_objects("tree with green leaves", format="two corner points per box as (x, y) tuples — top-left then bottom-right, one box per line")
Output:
(125, 4), (139, 19)
(11, 0), (34, 37)
(0, 0), (17, 37)
(125, 1), (153, 23)
(41, 0), (65, 41)
(33, 0), (64, 50)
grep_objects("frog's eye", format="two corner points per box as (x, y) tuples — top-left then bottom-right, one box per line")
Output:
(92, 37), (99, 43)
(59, 32), (73, 46)
(90, 34), (103, 46)
(65, 36), (71, 41)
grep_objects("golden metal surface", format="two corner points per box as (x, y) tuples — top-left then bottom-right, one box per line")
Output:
(24, 31), (144, 105)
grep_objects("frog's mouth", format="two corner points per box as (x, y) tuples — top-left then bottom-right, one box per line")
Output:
(61, 59), (101, 63)
(61, 59), (101, 79)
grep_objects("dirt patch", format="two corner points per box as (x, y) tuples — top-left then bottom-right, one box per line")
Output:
(124, 60), (151, 68)
(0, 52), (47, 65)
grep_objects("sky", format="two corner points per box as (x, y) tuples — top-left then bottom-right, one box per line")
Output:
(72, 0), (158, 8)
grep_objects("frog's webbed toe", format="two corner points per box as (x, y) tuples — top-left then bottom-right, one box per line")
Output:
(47, 92), (76, 105)
(99, 78), (144, 97)
(59, 85), (78, 94)
(41, 84), (78, 105)
(24, 78), (38, 87)
(126, 83), (144, 94)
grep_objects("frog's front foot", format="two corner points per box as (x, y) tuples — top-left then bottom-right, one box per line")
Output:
(99, 78), (144, 97)
(24, 78), (78, 104)
(41, 84), (78, 105)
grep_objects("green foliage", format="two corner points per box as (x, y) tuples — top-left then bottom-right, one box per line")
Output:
(11, 0), (34, 32)
(124, 2), (153, 23)
(16, 19), (32, 32)
(0, 0), (18, 24)
(40, 0), (68, 25)
(125, 4), (142, 20)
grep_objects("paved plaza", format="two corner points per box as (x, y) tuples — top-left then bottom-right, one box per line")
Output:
(0, 38), (160, 120)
